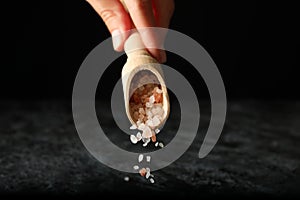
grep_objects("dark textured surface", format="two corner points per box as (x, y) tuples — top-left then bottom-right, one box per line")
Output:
(0, 100), (299, 197)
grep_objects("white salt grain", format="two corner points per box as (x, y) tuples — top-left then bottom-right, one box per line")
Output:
(136, 132), (142, 141)
(155, 142), (159, 147)
(149, 178), (155, 183)
(138, 123), (146, 131)
(152, 116), (160, 127)
(133, 165), (139, 170)
(155, 129), (160, 134)
(130, 124), (137, 130)
(146, 156), (151, 162)
(149, 95), (155, 104)
(146, 102), (152, 108)
(143, 139), (150, 147)
(159, 142), (164, 148)
(156, 88), (163, 94)
(124, 176), (130, 182)
(142, 126), (152, 138)
(145, 171), (150, 179)
(146, 119), (154, 127)
(130, 135), (138, 144)
(138, 154), (144, 163)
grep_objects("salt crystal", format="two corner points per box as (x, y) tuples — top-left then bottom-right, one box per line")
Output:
(136, 132), (142, 141)
(152, 116), (160, 127)
(130, 124), (137, 130)
(138, 123), (146, 131)
(149, 178), (155, 183)
(139, 108), (145, 114)
(133, 165), (139, 170)
(149, 95), (155, 104)
(146, 167), (150, 172)
(130, 135), (138, 144)
(156, 88), (163, 94)
(146, 110), (153, 118)
(155, 142), (159, 147)
(124, 176), (130, 181)
(155, 129), (160, 134)
(159, 142), (164, 148)
(145, 119), (154, 127)
(145, 171), (150, 179)
(142, 126), (152, 138)
(138, 154), (144, 163)
(146, 156), (151, 162)
(143, 138), (150, 147)
(146, 102), (152, 108)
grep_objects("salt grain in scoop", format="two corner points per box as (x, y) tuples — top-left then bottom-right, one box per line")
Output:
(130, 124), (137, 130)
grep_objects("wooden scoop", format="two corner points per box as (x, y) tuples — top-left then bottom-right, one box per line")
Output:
(121, 31), (170, 127)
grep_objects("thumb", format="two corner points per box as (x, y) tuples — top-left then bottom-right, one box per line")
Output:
(86, 0), (132, 51)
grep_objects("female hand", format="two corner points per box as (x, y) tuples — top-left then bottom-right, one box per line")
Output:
(86, 0), (174, 63)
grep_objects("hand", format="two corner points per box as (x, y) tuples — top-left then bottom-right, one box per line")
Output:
(86, 0), (174, 63)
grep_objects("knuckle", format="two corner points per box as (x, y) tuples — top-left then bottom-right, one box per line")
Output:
(99, 9), (117, 23)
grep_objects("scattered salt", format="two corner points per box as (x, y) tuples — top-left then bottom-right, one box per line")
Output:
(146, 171), (150, 179)
(124, 176), (130, 182)
(138, 154), (144, 163)
(130, 135), (138, 144)
(133, 165), (139, 170)
(149, 178), (155, 183)
(146, 156), (151, 162)
(156, 88), (163, 94)
(158, 142), (164, 148)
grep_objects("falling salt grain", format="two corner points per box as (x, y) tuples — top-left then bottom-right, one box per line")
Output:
(124, 176), (130, 182)
(158, 142), (164, 148)
(130, 124), (137, 130)
(145, 171), (151, 179)
(149, 178), (155, 183)
(146, 156), (151, 162)
(155, 142), (159, 147)
(136, 132), (142, 141)
(155, 129), (160, 134)
(133, 165), (139, 170)
(130, 135), (138, 144)
(138, 154), (144, 163)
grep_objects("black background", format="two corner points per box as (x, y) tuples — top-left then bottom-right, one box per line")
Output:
(2, 0), (299, 99)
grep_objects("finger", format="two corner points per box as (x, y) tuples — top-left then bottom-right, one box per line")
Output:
(124, 0), (166, 63)
(86, 0), (132, 51)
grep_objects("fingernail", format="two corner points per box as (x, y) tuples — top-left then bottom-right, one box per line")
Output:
(112, 30), (123, 51)
(159, 50), (167, 63)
